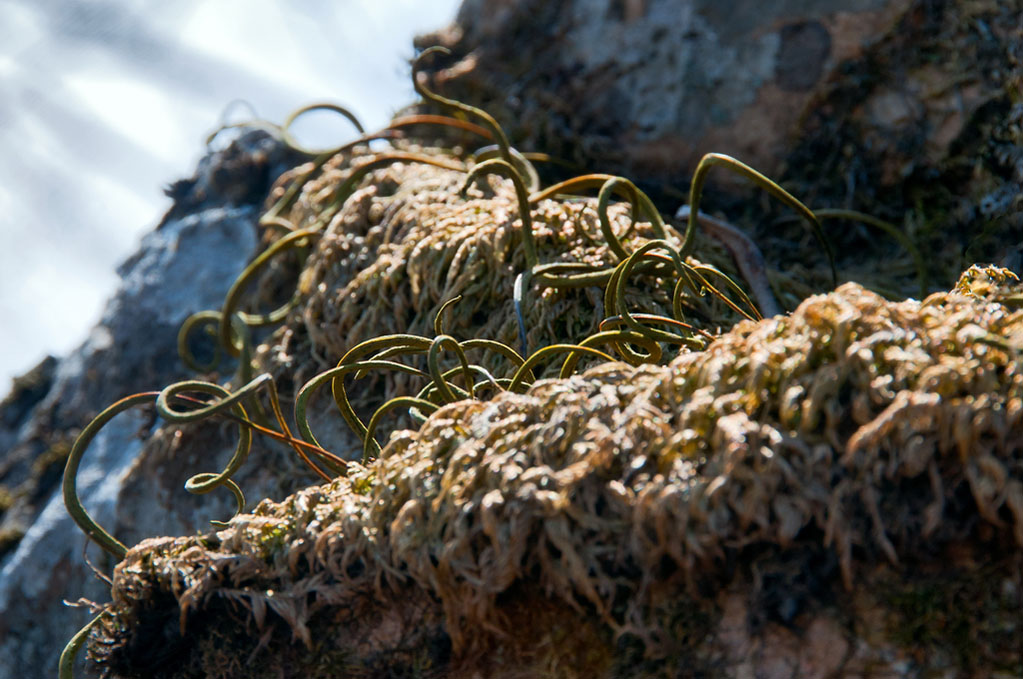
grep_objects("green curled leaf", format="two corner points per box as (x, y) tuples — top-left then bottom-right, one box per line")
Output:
(530, 262), (616, 289)
(387, 113), (495, 142)
(611, 240), (694, 345)
(814, 208), (928, 298)
(363, 397), (440, 462)
(218, 228), (320, 357)
(155, 379), (254, 499)
(415, 364), (498, 404)
(312, 151), (466, 233)
(508, 344), (616, 393)
(260, 151), (337, 226)
(562, 329), (662, 373)
(686, 153), (837, 286)
(186, 474), (245, 526)
(414, 46), (514, 167)
(600, 313), (713, 344)
(428, 335), (476, 403)
(64, 393), (158, 560)
(177, 310), (223, 373)
(596, 176), (664, 261)
(280, 101), (364, 156)
(530, 173), (668, 260)
(473, 144), (540, 193)
(434, 295), (463, 336)
(462, 158), (536, 267)
(684, 263), (761, 322)
(295, 356), (427, 451)
(59, 612), (108, 679)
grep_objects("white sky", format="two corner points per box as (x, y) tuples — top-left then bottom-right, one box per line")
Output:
(0, 0), (462, 387)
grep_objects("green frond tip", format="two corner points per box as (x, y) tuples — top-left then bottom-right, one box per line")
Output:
(413, 46), (514, 167)
(434, 295), (463, 337)
(461, 158), (536, 267)
(59, 612), (108, 679)
(687, 153), (838, 287)
(280, 101), (364, 156)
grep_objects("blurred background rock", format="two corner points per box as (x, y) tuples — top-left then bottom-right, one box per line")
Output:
(0, 0), (460, 386)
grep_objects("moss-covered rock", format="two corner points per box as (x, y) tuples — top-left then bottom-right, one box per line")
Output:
(90, 269), (1023, 678)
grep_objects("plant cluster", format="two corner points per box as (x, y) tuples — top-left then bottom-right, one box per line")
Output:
(60, 47), (939, 677)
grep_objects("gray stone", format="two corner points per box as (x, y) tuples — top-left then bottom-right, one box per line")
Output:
(0, 129), (294, 678)
(417, 0), (912, 181)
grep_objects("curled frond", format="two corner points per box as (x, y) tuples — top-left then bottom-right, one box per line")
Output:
(64, 393), (159, 559)
(685, 153), (837, 285)
(414, 46), (513, 166)
(508, 344), (617, 392)
(461, 158), (536, 267)
(280, 101), (364, 155)
(814, 208), (928, 299)
(218, 228), (320, 357)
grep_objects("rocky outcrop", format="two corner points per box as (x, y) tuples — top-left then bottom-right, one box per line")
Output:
(0, 130), (301, 677)
(418, 0), (914, 178)
(416, 0), (1023, 292)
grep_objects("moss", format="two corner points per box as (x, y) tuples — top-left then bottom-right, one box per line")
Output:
(59, 35), (1022, 671)
(30, 439), (71, 486)
(262, 145), (749, 405)
(0, 436), (74, 558)
(611, 595), (719, 678)
(0, 354), (56, 429)
(879, 553), (1023, 675)
(0, 485), (14, 513)
(87, 270), (1023, 677)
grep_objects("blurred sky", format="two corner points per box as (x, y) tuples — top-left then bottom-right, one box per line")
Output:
(0, 0), (461, 387)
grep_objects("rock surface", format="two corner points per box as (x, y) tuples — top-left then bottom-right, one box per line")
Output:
(416, 0), (914, 180)
(416, 0), (1023, 294)
(0, 129), (299, 677)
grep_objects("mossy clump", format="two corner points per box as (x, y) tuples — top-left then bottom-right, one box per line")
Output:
(90, 268), (1023, 677)
(0, 354), (56, 430)
(0, 435), (73, 558)
(259, 145), (748, 408)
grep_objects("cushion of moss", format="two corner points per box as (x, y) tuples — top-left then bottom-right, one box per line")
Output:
(261, 147), (746, 395)
(95, 272), (1023, 675)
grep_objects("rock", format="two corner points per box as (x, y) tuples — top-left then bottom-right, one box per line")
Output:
(0, 129), (297, 678)
(414, 0), (1023, 296)
(415, 0), (914, 181)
